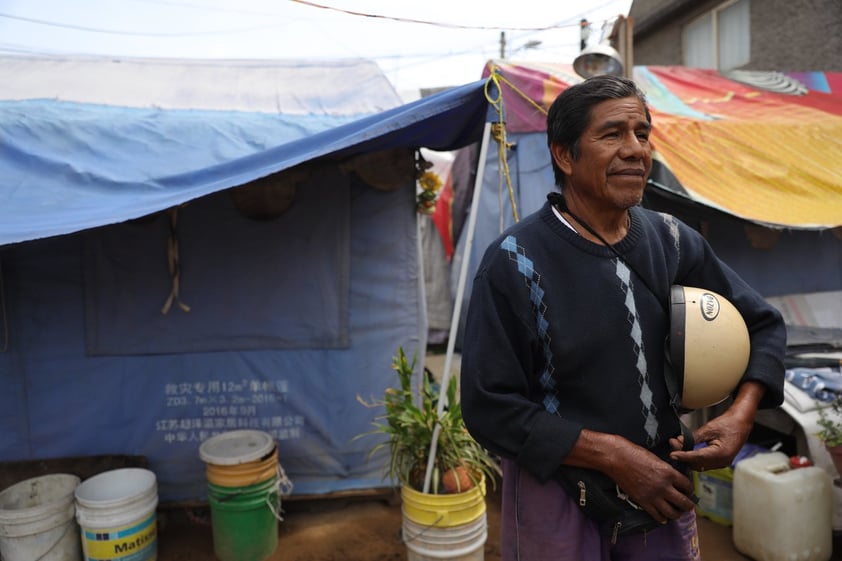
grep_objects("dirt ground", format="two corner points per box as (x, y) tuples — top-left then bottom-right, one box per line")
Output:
(152, 482), (777, 561)
(4, 349), (837, 561)
(156, 484), (503, 561)
(4, 466), (835, 561)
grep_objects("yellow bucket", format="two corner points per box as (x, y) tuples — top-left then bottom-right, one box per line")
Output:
(401, 478), (486, 528)
(199, 430), (279, 488)
(206, 447), (278, 487)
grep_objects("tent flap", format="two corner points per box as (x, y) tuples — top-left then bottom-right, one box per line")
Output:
(0, 55), (489, 246)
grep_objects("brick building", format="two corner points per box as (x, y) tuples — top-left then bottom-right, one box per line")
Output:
(630, 0), (842, 71)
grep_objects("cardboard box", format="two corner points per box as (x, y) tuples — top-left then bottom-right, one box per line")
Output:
(694, 467), (734, 525)
(692, 442), (769, 526)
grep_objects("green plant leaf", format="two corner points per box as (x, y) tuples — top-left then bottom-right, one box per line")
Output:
(354, 346), (501, 492)
(816, 395), (842, 447)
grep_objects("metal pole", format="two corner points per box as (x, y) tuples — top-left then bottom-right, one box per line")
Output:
(422, 121), (493, 494)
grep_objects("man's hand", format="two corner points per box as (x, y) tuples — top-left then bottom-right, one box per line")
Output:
(564, 430), (696, 524)
(669, 381), (767, 471)
(668, 412), (751, 471)
(607, 441), (697, 524)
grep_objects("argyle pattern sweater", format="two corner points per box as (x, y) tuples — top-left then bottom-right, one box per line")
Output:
(461, 201), (786, 484)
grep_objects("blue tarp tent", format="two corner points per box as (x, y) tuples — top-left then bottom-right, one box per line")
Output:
(0, 54), (489, 501)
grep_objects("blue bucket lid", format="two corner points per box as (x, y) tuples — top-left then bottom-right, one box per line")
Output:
(199, 430), (276, 465)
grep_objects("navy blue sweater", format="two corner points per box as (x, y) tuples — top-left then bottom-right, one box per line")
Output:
(461, 201), (786, 483)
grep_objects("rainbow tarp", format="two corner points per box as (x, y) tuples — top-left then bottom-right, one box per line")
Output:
(483, 61), (842, 229)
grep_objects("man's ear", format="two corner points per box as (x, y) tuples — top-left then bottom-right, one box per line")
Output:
(550, 142), (573, 175)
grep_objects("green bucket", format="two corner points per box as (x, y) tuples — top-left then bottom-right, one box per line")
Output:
(208, 476), (279, 561)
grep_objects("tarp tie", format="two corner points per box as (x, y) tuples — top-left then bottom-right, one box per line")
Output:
(266, 463), (295, 523)
(161, 206), (191, 314)
(484, 72), (519, 225)
(486, 64), (550, 117)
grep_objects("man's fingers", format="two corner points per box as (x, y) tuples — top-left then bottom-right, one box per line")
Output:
(647, 497), (687, 524)
(659, 491), (697, 521)
(669, 435), (684, 451)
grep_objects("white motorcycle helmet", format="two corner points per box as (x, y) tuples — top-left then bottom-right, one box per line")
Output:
(668, 285), (750, 411)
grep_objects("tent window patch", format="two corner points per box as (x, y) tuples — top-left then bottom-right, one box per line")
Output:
(83, 170), (351, 356)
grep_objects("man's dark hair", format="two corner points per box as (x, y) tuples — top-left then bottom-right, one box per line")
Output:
(546, 75), (651, 188)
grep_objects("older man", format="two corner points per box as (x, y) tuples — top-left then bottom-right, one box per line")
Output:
(460, 75), (785, 561)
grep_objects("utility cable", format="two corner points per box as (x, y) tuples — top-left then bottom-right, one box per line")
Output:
(0, 12), (287, 36)
(288, 0), (583, 31)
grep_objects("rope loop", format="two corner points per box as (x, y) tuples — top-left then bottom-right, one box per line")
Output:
(484, 70), (519, 224)
(266, 463), (294, 523)
(162, 206), (191, 314)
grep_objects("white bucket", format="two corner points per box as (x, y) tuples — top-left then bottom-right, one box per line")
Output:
(74, 468), (158, 561)
(0, 473), (82, 561)
(403, 511), (487, 561)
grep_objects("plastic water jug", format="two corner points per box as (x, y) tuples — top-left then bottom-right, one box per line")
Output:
(733, 451), (832, 561)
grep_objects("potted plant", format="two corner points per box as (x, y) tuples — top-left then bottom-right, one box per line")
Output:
(356, 347), (500, 494)
(817, 394), (842, 476)
(356, 347), (500, 560)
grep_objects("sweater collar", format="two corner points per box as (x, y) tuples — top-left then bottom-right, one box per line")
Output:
(540, 200), (645, 256)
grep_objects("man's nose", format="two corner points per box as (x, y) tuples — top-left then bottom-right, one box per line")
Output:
(619, 133), (648, 158)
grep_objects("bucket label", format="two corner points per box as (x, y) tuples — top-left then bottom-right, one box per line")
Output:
(82, 512), (157, 561)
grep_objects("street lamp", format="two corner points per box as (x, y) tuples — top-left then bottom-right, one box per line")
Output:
(573, 42), (624, 78)
(500, 36), (543, 59)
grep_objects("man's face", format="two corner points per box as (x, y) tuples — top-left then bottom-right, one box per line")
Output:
(551, 96), (652, 212)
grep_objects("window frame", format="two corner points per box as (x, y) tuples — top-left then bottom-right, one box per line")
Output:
(683, 0), (750, 71)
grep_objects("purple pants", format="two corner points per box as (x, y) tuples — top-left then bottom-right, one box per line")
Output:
(500, 459), (701, 561)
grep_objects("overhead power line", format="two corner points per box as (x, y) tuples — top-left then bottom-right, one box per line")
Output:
(288, 0), (581, 32)
(0, 12), (286, 37)
(0, 2), (617, 39)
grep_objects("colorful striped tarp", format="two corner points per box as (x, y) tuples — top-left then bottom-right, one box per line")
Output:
(483, 61), (842, 228)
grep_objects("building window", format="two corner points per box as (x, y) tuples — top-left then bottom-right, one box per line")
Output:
(684, 0), (750, 71)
